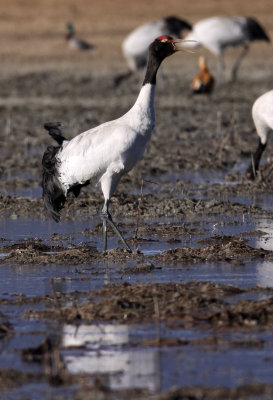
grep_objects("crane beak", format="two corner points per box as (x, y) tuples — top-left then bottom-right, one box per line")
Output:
(172, 39), (199, 52)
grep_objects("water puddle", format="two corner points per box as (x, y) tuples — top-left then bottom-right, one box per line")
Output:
(7, 385), (78, 400)
(169, 169), (232, 186)
(217, 192), (273, 212)
(0, 253), (9, 258)
(1, 258), (273, 306)
(0, 218), (97, 245)
(1, 213), (273, 298)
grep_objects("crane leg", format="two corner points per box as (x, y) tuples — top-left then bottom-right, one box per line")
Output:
(217, 53), (225, 83)
(231, 44), (249, 82)
(101, 202), (132, 253)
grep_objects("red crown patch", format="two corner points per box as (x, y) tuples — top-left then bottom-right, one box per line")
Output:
(157, 35), (172, 42)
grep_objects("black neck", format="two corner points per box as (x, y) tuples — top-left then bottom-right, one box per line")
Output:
(142, 55), (162, 86)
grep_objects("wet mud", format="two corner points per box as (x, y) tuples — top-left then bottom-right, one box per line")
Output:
(22, 281), (273, 329)
(2, 279), (273, 399)
(0, 235), (272, 265)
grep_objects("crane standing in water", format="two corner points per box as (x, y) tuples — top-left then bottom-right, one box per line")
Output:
(42, 36), (187, 252)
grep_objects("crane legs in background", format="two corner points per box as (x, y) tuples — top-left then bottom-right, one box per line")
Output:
(217, 54), (225, 84)
(231, 44), (249, 81)
(217, 43), (250, 83)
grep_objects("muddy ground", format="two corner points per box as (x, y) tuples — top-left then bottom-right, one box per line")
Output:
(1, 0), (273, 399)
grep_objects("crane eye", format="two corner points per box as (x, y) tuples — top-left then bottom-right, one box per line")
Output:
(161, 38), (169, 42)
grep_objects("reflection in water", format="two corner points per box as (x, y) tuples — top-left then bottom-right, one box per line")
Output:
(253, 218), (273, 251)
(249, 218), (273, 288)
(257, 262), (273, 288)
(62, 324), (160, 391)
(62, 324), (130, 347)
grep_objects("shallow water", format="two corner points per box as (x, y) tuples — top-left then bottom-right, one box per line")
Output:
(1, 209), (273, 302)
(1, 206), (273, 251)
(3, 320), (273, 399)
(2, 208), (273, 398)
(1, 256), (273, 307)
(5, 383), (78, 400)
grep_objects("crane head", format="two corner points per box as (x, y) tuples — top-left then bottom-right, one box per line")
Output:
(151, 35), (188, 56)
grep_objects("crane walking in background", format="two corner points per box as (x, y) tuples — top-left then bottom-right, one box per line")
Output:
(184, 16), (270, 82)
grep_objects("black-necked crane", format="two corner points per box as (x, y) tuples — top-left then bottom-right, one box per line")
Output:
(184, 16), (270, 82)
(66, 22), (94, 50)
(246, 90), (273, 180)
(114, 16), (191, 85)
(192, 56), (214, 94)
(42, 36), (186, 253)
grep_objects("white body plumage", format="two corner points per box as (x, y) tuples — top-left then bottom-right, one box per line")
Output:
(57, 84), (155, 198)
(245, 90), (273, 179)
(252, 90), (273, 145)
(185, 17), (252, 54)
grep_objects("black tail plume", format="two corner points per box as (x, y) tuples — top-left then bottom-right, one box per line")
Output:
(42, 123), (67, 222)
(246, 17), (270, 42)
(44, 122), (67, 145)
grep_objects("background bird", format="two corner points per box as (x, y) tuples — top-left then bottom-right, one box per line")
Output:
(42, 35), (186, 252)
(66, 22), (94, 50)
(192, 56), (214, 94)
(183, 16), (270, 82)
(245, 90), (273, 180)
(114, 16), (191, 86)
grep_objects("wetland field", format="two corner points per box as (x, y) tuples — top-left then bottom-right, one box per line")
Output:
(1, 0), (273, 399)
